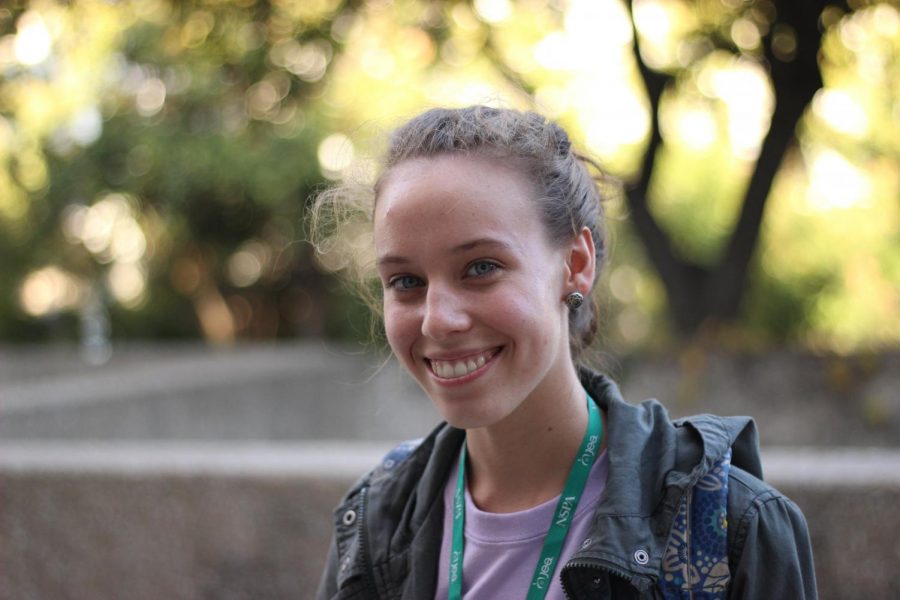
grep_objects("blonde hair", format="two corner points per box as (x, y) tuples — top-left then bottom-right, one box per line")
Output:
(310, 105), (614, 365)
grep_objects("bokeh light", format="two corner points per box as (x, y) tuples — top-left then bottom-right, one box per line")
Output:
(18, 266), (85, 317)
(318, 133), (355, 179)
(14, 11), (52, 66)
(806, 149), (872, 212)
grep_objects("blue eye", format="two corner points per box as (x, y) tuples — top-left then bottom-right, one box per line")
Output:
(466, 261), (499, 277)
(389, 275), (422, 290)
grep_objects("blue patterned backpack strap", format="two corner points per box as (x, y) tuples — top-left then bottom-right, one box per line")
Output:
(372, 438), (424, 477)
(658, 448), (732, 599)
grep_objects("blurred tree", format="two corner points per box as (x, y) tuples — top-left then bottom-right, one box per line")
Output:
(0, 0), (897, 352)
(622, 0), (846, 334)
(0, 1), (360, 342)
(627, 0), (832, 333)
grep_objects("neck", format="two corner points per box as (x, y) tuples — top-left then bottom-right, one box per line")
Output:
(463, 369), (591, 513)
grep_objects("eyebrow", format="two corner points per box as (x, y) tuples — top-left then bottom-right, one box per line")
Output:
(376, 238), (513, 267)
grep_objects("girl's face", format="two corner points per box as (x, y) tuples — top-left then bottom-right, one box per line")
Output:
(374, 154), (589, 430)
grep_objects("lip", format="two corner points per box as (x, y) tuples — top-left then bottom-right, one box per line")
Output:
(424, 346), (502, 386)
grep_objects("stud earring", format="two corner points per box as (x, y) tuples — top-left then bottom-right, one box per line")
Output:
(565, 291), (584, 310)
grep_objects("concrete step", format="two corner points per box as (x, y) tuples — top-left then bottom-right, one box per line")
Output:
(1, 442), (897, 600)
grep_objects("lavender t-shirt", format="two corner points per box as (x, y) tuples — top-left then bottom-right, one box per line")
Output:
(434, 449), (609, 599)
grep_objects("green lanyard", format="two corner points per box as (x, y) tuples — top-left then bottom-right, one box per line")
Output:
(448, 394), (602, 600)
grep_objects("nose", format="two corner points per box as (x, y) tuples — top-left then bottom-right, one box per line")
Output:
(421, 284), (471, 340)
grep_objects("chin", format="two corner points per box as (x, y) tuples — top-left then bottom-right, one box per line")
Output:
(428, 393), (513, 431)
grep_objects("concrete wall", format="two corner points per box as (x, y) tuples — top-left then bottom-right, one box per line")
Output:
(0, 442), (381, 600)
(0, 343), (437, 442)
(2, 343), (899, 599)
(2, 443), (898, 600)
(3, 343), (898, 446)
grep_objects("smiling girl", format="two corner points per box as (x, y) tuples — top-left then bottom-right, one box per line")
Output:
(313, 106), (816, 599)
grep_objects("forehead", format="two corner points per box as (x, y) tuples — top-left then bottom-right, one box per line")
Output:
(373, 155), (543, 247)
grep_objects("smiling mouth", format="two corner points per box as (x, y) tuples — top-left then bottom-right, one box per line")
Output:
(427, 347), (501, 380)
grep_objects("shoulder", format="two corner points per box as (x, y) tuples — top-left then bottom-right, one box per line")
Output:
(319, 425), (461, 598)
(332, 435), (433, 513)
(726, 465), (811, 565)
(329, 423), (459, 531)
(367, 437), (426, 481)
(723, 466), (818, 598)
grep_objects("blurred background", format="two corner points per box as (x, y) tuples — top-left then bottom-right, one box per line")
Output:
(1, 0), (898, 599)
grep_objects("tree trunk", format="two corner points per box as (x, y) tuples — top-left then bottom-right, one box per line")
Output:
(624, 0), (834, 335)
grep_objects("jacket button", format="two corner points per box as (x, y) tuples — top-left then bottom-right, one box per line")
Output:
(342, 509), (357, 526)
(633, 548), (650, 565)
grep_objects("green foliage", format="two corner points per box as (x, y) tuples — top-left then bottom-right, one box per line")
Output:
(0, 0), (897, 353)
(1, 0), (360, 342)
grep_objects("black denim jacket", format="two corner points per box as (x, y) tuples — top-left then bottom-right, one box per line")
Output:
(316, 372), (817, 599)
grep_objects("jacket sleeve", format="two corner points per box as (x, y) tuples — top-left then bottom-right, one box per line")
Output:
(315, 536), (340, 600)
(728, 490), (817, 599)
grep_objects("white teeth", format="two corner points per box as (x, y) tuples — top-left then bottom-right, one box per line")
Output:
(430, 349), (497, 380)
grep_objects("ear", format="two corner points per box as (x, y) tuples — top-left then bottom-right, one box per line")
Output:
(562, 226), (596, 297)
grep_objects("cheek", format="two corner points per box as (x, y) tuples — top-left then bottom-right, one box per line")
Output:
(383, 303), (417, 354)
(501, 283), (562, 347)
